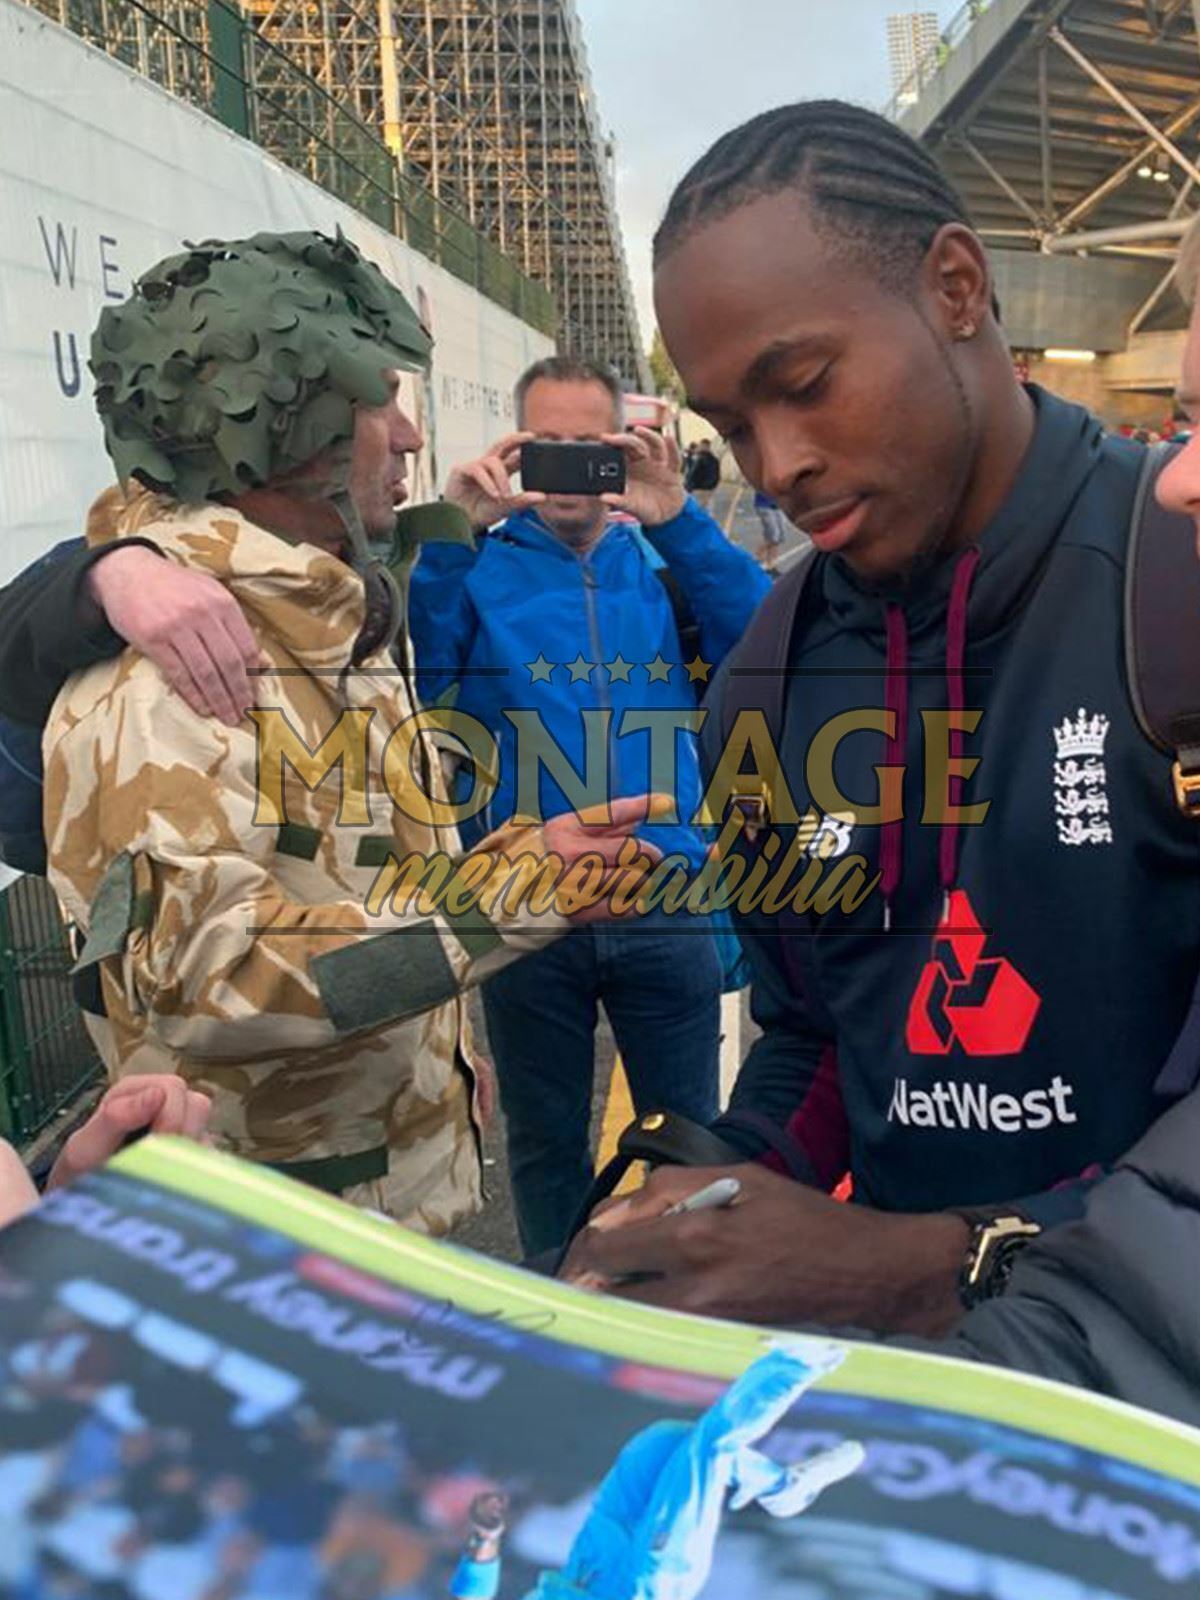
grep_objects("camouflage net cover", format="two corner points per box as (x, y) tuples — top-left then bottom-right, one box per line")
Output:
(90, 229), (433, 501)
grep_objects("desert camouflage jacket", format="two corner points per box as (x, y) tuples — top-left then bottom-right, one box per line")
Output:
(44, 486), (568, 1232)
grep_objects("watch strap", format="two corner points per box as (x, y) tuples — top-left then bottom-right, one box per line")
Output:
(953, 1211), (1042, 1309)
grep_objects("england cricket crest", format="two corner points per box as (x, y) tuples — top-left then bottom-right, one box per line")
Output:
(1053, 708), (1112, 847)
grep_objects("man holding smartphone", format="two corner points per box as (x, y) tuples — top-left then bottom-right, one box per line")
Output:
(411, 357), (770, 1256)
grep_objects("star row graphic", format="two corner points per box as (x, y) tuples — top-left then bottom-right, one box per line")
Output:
(525, 652), (712, 685)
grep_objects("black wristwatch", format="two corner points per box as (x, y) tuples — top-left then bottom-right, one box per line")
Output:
(954, 1212), (1042, 1309)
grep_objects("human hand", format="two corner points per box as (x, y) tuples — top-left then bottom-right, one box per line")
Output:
(0, 1143), (38, 1229)
(542, 794), (669, 925)
(599, 427), (687, 528)
(47, 1075), (212, 1191)
(444, 432), (547, 529)
(88, 545), (265, 726)
(561, 1162), (969, 1336)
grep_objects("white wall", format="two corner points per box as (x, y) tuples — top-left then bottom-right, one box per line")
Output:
(0, 0), (554, 586)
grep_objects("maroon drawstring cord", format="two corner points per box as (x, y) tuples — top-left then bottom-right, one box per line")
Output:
(939, 548), (982, 919)
(879, 547), (981, 931)
(881, 602), (908, 931)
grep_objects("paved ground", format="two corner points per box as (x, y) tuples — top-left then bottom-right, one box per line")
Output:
(712, 481), (809, 565)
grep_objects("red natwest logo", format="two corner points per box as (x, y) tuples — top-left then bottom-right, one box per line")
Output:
(906, 890), (1041, 1057)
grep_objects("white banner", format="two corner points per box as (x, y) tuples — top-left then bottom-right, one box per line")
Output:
(0, 0), (554, 586)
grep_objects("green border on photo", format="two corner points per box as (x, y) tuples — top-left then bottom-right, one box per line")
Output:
(116, 1137), (1200, 1485)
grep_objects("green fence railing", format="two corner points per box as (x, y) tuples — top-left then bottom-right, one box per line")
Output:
(0, 877), (101, 1145)
(26, 0), (558, 338)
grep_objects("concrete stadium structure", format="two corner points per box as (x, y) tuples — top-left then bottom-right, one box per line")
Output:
(889, 0), (1200, 425)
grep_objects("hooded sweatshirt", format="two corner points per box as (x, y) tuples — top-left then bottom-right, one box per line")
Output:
(710, 388), (1200, 1222)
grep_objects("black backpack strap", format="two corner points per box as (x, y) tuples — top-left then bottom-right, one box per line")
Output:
(716, 546), (819, 830)
(653, 566), (703, 666)
(1123, 442), (1200, 1097)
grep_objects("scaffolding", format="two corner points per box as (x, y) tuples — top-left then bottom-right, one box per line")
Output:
(242, 0), (647, 384)
(23, 0), (658, 358)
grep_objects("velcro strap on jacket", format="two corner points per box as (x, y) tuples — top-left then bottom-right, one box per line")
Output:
(268, 1144), (388, 1195)
(277, 821), (322, 860)
(72, 852), (153, 972)
(391, 502), (474, 567)
(312, 921), (459, 1035)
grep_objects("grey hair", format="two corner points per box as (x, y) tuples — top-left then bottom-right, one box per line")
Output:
(514, 356), (625, 427)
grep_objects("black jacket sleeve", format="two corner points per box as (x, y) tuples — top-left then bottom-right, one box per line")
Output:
(0, 539), (158, 725)
(712, 936), (838, 1182)
(928, 1091), (1200, 1428)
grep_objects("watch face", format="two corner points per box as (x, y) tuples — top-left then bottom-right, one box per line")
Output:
(990, 1237), (1026, 1294)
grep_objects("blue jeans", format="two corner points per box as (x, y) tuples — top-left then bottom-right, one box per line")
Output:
(482, 911), (722, 1256)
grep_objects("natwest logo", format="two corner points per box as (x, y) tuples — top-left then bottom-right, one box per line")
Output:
(888, 1074), (1077, 1133)
(907, 889), (1040, 1057)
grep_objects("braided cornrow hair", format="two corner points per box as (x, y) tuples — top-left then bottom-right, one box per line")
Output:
(654, 100), (975, 294)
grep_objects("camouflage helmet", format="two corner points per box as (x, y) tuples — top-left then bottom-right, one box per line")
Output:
(90, 228), (432, 501)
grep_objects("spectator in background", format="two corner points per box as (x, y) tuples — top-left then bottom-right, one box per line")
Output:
(752, 490), (797, 571)
(683, 438), (722, 510)
(410, 356), (770, 1255)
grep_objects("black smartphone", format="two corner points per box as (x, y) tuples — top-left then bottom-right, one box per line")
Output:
(520, 441), (627, 496)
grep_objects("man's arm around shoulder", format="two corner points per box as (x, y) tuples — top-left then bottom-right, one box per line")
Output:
(0, 537), (263, 728)
(0, 538), (139, 724)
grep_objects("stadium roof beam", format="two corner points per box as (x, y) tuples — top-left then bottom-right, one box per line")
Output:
(890, 0), (1200, 348)
(1048, 24), (1200, 186)
(894, 0), (1200, 240)
(958, 134), (1047, 229)
(1038, 41), (1054, 221)
(1130, 254), (1185, 333)
(1043, 216), (1193, 251)
(1051, 94), (1200, 235)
